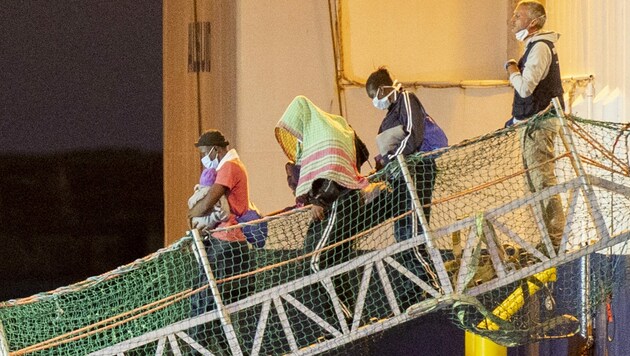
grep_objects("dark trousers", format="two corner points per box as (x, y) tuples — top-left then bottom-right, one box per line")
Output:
(302, 192), (361, 330)
(392, 157), (437, 242)
(390, 157), (439, 308)
(191, 237), (252, 317)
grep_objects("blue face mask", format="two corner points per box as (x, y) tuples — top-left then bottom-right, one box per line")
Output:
(372, 92), (394, 110)
(372, 91), (393, 110)
(201, 147), (218, 169)
(372, 81), (401, 110)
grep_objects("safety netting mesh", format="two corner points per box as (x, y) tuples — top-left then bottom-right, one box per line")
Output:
(431, 114), (630, 346)
(1, 114), (630, 355)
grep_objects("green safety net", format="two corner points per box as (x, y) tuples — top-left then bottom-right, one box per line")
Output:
(1, 114), (630, 355)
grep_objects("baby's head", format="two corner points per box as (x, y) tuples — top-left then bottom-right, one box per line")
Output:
(199, 168), (217, 186)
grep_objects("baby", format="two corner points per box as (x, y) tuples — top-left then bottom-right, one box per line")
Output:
(188, 168), (230, 231)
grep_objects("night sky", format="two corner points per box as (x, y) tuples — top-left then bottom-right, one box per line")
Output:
(1, 1), (162, 154)
(0, 1), (163, 300)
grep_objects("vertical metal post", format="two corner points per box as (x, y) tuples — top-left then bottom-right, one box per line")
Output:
(579, 252), (592, 340)
(396, 155), (453, 294)
(327, 0), (347, 118)
(0, 321), (9, 356)
(551, 97), (597, 342)
(191, 229), (243, 356)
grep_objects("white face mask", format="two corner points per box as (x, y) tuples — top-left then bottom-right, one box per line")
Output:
(514, 15), (545, 42)
(372, 84), (399, 110)
(201, 147), (218, 169)
(515, 28), (529, 41)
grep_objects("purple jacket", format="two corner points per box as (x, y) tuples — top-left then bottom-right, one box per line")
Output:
(377, 90), (447, 165)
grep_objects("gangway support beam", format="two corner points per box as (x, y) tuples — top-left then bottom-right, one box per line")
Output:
(397, 155), (453, 294)
(0, 321), (9, 356)
(191, 229), (243, 356)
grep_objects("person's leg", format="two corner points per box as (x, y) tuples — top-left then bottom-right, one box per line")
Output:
(191, 238), (219, 318)
(393, 175), (413, 243)
(331, 193), (361, 319)
(392, 159), (438, 309)
(523, 120), (566, 250)
(191, 238), (250, 314)
(414, 157), (440, 283)
(300, 210), (338, 342)
(220, 240), (255, 349)
(304, 195), (359, 321)
(189, 237), (225, 344)
(220, 240), (252, 305)
(418, 157), (437, 224)
(393, 157), (436, 240)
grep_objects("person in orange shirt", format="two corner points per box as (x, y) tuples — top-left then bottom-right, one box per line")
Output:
(189, 129), (254, 315)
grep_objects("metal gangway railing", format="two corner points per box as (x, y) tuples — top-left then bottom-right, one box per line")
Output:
(86, 98), (630, 355)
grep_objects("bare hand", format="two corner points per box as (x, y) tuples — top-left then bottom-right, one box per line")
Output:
(311, 205), (325, 221)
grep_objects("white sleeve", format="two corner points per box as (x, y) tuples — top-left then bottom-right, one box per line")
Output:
(509, 42), (552, 98)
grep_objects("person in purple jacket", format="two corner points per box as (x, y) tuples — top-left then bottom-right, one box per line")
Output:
(366, 67), (448, 302)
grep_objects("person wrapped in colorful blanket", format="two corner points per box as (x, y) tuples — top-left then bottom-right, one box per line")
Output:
(276, 96), (370, 219)
(275, 95), (372, 323)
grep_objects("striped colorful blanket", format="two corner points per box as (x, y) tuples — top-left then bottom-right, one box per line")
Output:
(275, 95), (368, 197)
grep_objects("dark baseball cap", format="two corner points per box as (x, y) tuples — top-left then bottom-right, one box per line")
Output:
(195, 130), (230, 147)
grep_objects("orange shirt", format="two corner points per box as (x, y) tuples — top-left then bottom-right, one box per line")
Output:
(211, 159), (250, 242)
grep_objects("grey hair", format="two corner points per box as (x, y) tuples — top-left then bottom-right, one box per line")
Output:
(518, 1), (547, 29)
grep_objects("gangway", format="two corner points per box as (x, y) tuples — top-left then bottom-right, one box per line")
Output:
(2, 100), (630, 355)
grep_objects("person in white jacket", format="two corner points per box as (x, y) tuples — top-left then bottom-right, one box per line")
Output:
(504, 0), (566, 252)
